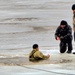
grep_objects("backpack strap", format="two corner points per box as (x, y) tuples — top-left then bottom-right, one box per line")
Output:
(29, 50), (36, 58)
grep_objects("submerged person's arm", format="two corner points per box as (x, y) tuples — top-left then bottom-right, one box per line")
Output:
(34, 51), (50, 60)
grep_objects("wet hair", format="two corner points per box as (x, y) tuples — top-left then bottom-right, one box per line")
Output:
(32, 44), (38, 49)
(72, 4), (75, 10)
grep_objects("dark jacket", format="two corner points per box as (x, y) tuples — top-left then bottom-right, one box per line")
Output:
(55, 25), (72, 40)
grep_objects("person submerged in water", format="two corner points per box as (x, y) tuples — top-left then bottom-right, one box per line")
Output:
(29, 44), (50, 61)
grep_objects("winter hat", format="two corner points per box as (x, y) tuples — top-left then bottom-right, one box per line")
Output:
(72, 4), (75, 10)
(60, 20), (67, 25)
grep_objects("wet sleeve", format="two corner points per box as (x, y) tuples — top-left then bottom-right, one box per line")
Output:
(34, 51), (48, 60)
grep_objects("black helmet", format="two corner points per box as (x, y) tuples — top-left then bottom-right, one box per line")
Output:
(72, 4), (75, 10)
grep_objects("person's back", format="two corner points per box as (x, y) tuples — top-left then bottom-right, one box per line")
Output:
(29, 44), (50, 61)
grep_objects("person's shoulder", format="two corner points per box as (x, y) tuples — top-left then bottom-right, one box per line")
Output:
(67, 25), (72, 30)
(35, 50), (41, 53)
(68, 25), (72, 28)
(34, 51), (43, 55)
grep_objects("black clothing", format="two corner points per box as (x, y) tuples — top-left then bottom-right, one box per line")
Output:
(60, 38), (72, 53)
(55, 24), (73, 53)
(72, 4), (75, 10)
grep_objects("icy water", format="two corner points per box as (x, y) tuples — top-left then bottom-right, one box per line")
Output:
(0, 0), (75, 75)
(0, 0), (75, 58)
